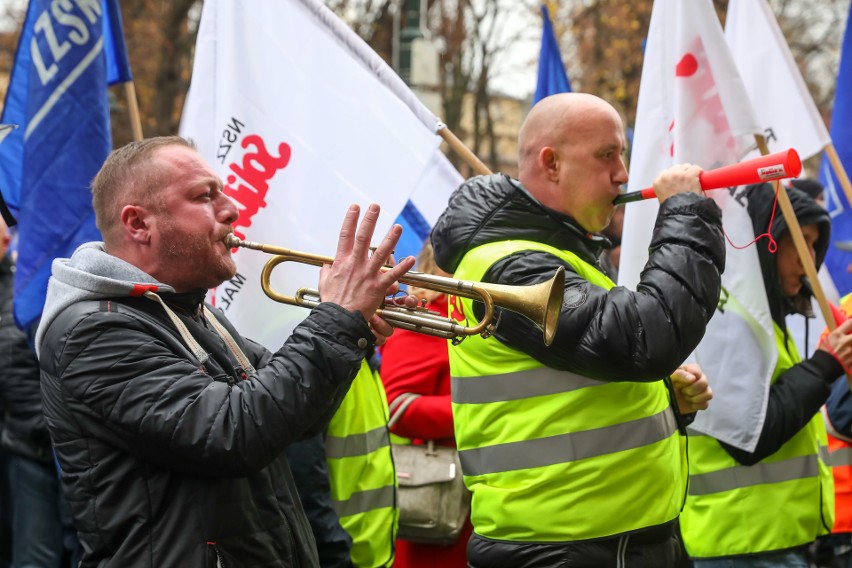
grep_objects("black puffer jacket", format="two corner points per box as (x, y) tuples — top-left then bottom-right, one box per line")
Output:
(718, 184), (842, 465)
(38, 243), (373, 567)
(432, 174), (724, 566)
(0, 256), (52, 462)
(432, 174), (726, 381)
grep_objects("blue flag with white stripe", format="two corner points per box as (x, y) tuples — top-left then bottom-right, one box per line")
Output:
(533, 3), (571, 105)
(0, 0), (132, 331)
(821, 1), (852, 296)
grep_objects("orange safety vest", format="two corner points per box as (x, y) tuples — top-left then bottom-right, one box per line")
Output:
(827, 429), (852, 533)
(823, 293), (852, 534)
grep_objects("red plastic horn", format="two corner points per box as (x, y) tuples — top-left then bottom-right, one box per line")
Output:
(614, 148), (802, 204)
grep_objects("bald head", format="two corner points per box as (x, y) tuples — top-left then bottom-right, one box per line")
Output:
(519, 93), (621, 180)
(517, 93), (628, 232)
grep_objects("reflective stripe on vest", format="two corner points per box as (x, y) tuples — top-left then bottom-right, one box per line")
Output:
(830, 445), (852, 467)
(459, 406), (677, 477)
(451, 367), (606, 404)
(332, 485), (397, 518)
(325, 361), (397, 567)
(326, 426), (390, 459)
(449, 240), (684, 542)
(681, 323), (834, 558)
(689, 454), (820, 496)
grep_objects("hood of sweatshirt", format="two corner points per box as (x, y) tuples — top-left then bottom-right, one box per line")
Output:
(745, 183), (830, 328)
(35, 242), (177, 356)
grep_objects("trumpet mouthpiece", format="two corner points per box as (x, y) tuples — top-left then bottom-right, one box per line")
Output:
(224, 234), (242, 248)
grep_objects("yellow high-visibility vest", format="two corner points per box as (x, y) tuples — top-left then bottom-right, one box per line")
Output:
(326, 361), (397, 567)
(681, 323), (833, 558)
(450, 240), (684, 541)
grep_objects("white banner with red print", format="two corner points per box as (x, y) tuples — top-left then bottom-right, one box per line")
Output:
(181, 0), (454, 349)
(618, 0), (771, 451)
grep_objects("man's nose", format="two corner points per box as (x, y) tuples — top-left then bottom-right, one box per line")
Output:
(614, 158), (629, 185)
(218, 193), (239, 224)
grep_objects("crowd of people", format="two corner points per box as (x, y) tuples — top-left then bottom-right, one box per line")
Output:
(1, 91), (852, 568)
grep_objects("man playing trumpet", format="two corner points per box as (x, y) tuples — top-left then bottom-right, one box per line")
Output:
(36, 136), (415, 567)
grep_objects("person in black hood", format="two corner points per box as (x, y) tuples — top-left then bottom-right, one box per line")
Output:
(751, 183), (831, 329)
(679, 183), (852, 566)
(430, 93), (722, 568)
(36, 136), (416, 567)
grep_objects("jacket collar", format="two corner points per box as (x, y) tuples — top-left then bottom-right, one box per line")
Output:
(432, 173), (610, 272)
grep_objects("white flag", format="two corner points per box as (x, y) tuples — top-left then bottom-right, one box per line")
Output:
(726, 0), (830, 161)
(180, 0), (461, 349)
(727, 0), (837, 360)
(618, 0), (772, 452)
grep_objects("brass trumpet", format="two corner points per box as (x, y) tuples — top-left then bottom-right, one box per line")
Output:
(225, 234), (564, 346)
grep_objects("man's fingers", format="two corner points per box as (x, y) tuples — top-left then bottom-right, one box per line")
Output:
(369, 223), (403, 272)
(385, 281), (401, 298)
(369, 315), (394, 346)
(381, 256), (416, 288)
(683, 381), (712, 399)
(396, 294), (420, 309)
(334, 205), (361, 261)
(679, 363), (702, 376)
(671, 369), (697, 386)
(353, 203), (381, 258)
(839, 318), (852, 334)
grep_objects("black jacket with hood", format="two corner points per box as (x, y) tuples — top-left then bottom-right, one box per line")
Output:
(37, 242), (373, 568)
(430, 174), (725, 566)
(719, 184), (843, 465)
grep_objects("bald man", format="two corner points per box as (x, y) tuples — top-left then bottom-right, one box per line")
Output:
(430, 93), (725, 567)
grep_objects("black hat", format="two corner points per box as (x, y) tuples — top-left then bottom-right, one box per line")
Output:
(789, 178), (824, 201)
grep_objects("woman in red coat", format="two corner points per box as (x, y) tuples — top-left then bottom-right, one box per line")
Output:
(380, 242), (472, 568)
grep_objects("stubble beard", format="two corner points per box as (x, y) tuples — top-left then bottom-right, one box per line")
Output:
(159, 218), (237, 290)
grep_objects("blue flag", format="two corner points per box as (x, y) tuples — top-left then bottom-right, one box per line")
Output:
(821, 1), (852, 296)
(0, 0), (132, 331)
(533, 4), (571, 105)
(393, 200), (432, 264)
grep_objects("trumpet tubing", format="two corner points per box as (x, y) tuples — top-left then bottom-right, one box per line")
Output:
(225, 234), (564, 345)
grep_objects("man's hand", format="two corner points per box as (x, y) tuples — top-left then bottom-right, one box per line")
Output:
(819, 318), (852, 374)
(653, 163), (703, 203)
(318, 204), (416, 341)
(671, 363), (713, 414)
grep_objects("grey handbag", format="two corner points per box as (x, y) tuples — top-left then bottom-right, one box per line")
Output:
(388, 393), (471, 545)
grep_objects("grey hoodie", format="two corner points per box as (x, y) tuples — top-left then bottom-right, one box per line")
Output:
(36, 242), (175, 356)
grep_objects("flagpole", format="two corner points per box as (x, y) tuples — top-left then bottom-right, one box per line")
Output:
(122, 82), (144, 142)
(755, 135), (837, 335)
(438, 127), (492, 176)
(825, 143), (852, 208)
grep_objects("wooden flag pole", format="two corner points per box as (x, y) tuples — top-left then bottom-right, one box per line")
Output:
(438, 127), (492, 176)
(825, 143), (852, 209)
(822, 142), (852, 385)
(754, 135), (837, 335)
(123, 81), (144, 142)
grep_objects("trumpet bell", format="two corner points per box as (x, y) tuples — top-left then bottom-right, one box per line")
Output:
(474, 267), (565, 346)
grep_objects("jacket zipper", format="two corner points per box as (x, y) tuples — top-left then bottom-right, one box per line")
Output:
(207, 542), (226, 568)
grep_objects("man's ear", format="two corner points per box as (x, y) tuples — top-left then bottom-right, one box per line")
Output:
(540, 146), (559, 182)
(119, 204), (152, 244)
